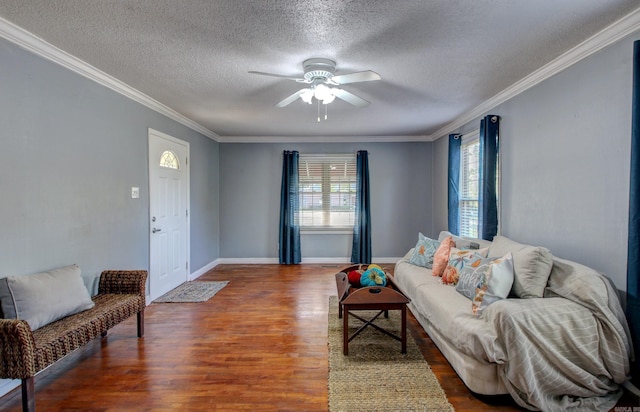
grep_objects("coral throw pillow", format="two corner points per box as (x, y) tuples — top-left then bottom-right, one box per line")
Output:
(432, 236), (455, 277)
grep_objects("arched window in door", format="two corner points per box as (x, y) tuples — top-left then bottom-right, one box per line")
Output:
(159, 150), (180, 170)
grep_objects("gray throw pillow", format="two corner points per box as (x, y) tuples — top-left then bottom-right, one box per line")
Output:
(488, 235), (553, 298)
(0, 264), (95, 330)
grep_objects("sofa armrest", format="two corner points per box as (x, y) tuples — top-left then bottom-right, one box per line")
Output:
(98, 270), (147, 296)
(0, 319), (37, 379)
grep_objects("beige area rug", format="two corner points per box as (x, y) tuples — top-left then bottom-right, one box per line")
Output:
(153, 281), (229, 303)
(328, 296), (454, 411)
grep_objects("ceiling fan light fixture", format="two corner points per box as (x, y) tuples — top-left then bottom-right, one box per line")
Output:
(300, 88), (314, 104)
(252, 58), (379, 110)
(314, 84), (332, 101)
(322, 93), (336, 104)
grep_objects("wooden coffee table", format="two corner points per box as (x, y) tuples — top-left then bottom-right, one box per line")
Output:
(335, 268), (410, 355)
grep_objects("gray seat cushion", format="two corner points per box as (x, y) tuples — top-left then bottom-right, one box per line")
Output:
(488, 236), (553, 298)
(0, 264), (95, 330)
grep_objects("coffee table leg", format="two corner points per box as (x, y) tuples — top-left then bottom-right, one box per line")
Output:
(343, 307), (349, 355)
(401, 306), (407, 354)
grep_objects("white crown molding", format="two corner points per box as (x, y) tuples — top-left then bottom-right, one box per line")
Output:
(217, 135), (431, 143)
(428, 6), (640, 141)
(0, 16), (220, 142)
(3, 5), (639, 145)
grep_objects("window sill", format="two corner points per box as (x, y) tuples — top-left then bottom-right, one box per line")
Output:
(301, 228), (353, 235)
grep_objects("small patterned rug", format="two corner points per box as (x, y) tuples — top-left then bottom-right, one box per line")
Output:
(328, 296), (453, 411)
(154, 281), (229, 303)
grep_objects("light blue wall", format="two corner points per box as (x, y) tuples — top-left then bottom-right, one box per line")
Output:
(6, 20), (633, 293)
(0, 38), (220, 291)
(433, 31), (640, 291)
(219, 142), (432, 260)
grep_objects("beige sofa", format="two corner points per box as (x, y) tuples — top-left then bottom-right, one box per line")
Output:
(394, 231), (632, 411)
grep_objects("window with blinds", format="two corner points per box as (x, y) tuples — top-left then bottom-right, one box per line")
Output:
(460, 137), (480, 238)
(298, 154), (357, 229)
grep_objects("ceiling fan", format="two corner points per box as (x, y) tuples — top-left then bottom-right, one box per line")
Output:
(249, 58), (381, 108)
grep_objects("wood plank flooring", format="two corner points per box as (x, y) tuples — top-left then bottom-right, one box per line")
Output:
(0, 264), (635, 411)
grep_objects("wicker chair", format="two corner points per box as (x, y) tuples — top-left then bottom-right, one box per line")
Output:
(0, 270), (147, 412)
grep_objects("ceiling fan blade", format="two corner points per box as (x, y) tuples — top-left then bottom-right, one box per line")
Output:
(249, 71), (307, 83)
(275, 90), (305, 108)
(330, 70), (381, 85)
(332, 89), (370, 107)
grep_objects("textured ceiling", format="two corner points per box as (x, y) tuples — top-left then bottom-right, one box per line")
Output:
(0, 1), (638, 140)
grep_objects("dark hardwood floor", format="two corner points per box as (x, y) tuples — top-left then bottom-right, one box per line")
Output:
(0, 264), (635, 411)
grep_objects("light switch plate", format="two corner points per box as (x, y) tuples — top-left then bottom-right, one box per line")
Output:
(131, 187), (139, 199)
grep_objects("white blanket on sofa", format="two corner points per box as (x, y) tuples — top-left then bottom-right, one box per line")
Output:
(449, 257), (632, 411)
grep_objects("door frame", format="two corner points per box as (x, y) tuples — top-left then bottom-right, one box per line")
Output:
(148, 128), (190, 299)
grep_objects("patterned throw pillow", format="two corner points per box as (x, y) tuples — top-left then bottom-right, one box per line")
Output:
(408, 233), (440, 268)
(441, 248), (489, 285)
(455, 253), (514, 314)
(432, 236), (455, 277)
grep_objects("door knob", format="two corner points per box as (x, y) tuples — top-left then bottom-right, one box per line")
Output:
(152, 228), (162, 233)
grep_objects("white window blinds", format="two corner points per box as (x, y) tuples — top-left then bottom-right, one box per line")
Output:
(460, 138), (480, 238)
(298, 154), (357, 228)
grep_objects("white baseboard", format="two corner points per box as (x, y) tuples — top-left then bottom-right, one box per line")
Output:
(303, 257), (352, 264)
(0, 378), (19, 399)
(213, 257), (402, 265)
(216, 257), (280, 264)
(189, 259), (222, 280)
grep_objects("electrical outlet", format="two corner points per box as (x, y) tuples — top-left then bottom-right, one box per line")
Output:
(131, 187), (139, 199)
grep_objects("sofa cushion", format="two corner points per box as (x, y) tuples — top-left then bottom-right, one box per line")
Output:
(470, 253), (514, 314)
(408, 232), (440, 268)
(393, 259), (473, 337)
(0, 265), (95, 330)
(442, 248), (488, 285)
(393, 257), (508, 395)
(488, 235), (553, 298)
(455, 253), (514, 313)
(456, 255), (487, 300)
(432, 236), (455, 277)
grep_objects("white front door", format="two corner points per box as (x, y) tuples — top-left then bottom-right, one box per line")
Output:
(148, 129), (189, 300)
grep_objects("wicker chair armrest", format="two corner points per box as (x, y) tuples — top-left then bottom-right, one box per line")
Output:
(98, 270), (147, 296)
(0, 319), (37, 379)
